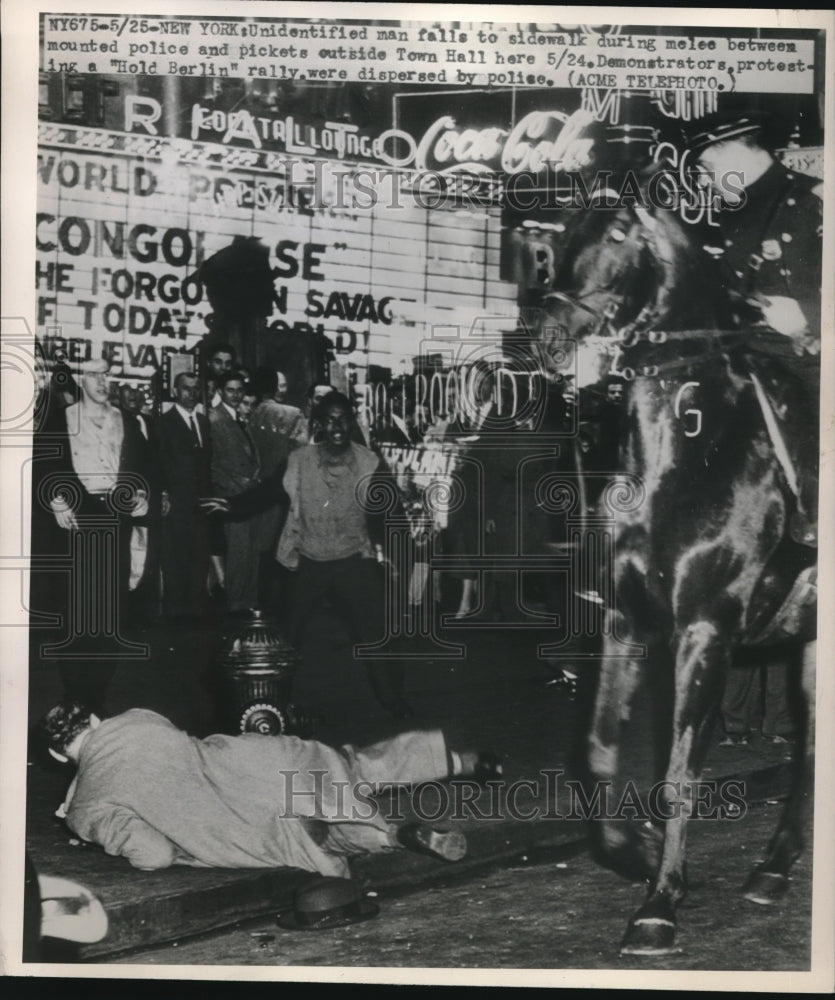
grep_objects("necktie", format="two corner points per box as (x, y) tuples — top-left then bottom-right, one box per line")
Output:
(238, 418), (254, 452)
(189, 414), (201, 447)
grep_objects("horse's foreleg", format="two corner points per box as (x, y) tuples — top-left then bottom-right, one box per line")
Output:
(744, 639), (815, 904)
(620, 620), (728, 955)
(587, 612), (664, 881)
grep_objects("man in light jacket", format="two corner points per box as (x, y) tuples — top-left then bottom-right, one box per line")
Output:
(39, 703), (499, 875)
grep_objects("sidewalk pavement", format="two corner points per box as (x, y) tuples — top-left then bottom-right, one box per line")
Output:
(24, 608), (799, 961)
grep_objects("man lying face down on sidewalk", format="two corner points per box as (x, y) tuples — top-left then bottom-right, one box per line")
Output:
(40, 704), (500, 877)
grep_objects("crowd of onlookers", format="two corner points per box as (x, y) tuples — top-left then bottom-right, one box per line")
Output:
(32, 344), (342, 627)
(32, 346), (614, 629)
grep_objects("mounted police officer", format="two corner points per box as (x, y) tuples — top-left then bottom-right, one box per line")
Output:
(683, 110), (822, 546)
(680, 111), (822, 748)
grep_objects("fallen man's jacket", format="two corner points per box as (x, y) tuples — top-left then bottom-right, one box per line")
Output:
(64, 709), (448, 877)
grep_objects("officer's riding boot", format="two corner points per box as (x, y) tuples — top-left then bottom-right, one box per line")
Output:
(785, 393), (819, 549)
(788, 469), (818, 548)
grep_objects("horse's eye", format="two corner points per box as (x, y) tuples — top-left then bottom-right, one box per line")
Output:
(610, 229), (627, 243)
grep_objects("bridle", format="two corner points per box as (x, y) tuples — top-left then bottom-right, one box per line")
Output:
(541, 207), (658, 343)
(541, 290), (622, 340)
(540, 209), (749, 381)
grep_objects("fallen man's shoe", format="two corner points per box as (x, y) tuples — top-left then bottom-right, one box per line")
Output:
(472, 751), (503, 784)
(451, 750), (503, 783)
(396, 823), (467, 862)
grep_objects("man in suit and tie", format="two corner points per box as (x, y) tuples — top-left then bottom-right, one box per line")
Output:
(157, 372), (212, 622)
(118, 381), (164, 627)
(209, 371), (262, 613)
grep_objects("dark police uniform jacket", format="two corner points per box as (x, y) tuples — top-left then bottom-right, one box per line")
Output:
(709, 158), (822, 538)
(713, 159), (823, 341)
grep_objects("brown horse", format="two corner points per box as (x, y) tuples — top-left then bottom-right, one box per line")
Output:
(534, 194), (818, 954)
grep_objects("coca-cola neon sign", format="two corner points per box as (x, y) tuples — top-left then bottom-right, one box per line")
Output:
(414, 115), (508, 173)
(415, 109), (599, 176)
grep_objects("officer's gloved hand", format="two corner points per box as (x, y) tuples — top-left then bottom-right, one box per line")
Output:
(750, 295), (819, 355)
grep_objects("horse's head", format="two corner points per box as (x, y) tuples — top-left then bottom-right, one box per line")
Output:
(533, 177), (729, 386)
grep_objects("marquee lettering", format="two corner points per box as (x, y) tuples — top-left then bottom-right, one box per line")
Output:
(305, 289), (394, 325)
(36, 215), (205, 266)
(37, 154), (157, 196)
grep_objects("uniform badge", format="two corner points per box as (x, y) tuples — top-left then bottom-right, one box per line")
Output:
(760, 239), (782, 261)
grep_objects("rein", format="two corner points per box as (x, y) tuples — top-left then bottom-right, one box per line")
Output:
(607, 326), (752, 381)
(542, 289), (751, 380)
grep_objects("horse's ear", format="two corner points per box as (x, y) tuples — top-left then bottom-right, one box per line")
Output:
(634, 205), (658, 232)
(586, 187), (622, 209)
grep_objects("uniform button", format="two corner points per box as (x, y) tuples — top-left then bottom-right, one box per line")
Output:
(761, 239), (782, 261)
(787, 198), (796, 206)
(781, 233), (792, 242)
(735, 270), (744, 278)
(786, 172), (794, 180)
(724, 238), (733, 247)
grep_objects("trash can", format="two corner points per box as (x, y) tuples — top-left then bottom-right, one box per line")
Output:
(216, 610), (300, 735)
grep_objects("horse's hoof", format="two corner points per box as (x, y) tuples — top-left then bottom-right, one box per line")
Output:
(620, 915), (679, 956)
(743, 869), (789, 905)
